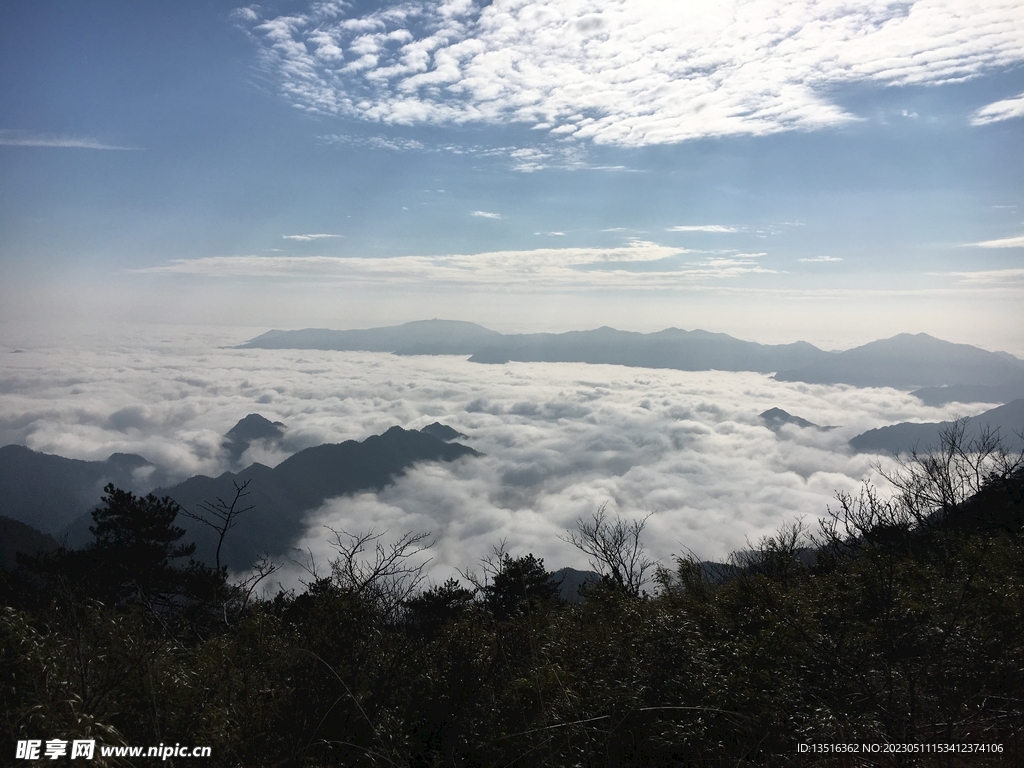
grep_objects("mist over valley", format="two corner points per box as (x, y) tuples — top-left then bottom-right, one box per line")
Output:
(4, 322), (1021, 590)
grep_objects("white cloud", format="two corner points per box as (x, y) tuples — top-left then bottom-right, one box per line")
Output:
(282, 233), (345, 241)
(0, 130), (136, 150)
(242, 0), (1024, 147)
(941, 268), (1024, 284)
(799, 255), (843, 262)
(970, 90), (1024, 125)
(470, 210), (502, 219)
(972, 234), (1024, 248)
(135, 242), (788, 287)
(668, 225), (738, 233)
(3, 333), (988, 587)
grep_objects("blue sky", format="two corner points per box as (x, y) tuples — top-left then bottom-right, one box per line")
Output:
(1, 0), (1022, 350)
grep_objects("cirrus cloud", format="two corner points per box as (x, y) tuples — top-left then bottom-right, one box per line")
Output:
(0, 129), (137, 150)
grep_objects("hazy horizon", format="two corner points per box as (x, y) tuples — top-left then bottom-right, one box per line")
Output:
(2, 1), (1023, 354)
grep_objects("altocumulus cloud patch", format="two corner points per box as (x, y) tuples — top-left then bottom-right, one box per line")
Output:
(0, 330), (994, 583)
(240, 0), (1024, 145)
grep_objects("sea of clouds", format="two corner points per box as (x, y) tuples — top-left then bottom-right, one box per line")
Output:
(0, 328), (993, 589)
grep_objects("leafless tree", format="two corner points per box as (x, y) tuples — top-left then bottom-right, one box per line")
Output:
(818, 419), (1024, 554)
(235, 554), (280, 610)
(564, 504), (654, 597)
(179, 480), (255, 572)
(876, 419), (1023, 524)
(325, 527), (431, 622)
(731, 519), (810, 587)
(459, 539), (509, 592)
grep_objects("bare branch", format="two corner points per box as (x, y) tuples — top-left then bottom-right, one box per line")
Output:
(179, 479), (254, 572)
(563, 504), (654, 597)
(325, 527), (432, 622)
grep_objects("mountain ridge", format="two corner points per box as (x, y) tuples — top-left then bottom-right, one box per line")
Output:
(850, 399), (1024, 455)
(237, 323), (1024, 395)
(55, 425), (481, 570)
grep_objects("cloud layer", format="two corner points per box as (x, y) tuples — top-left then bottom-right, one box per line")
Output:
(139, 242), (780, 286)
(1, 330), (997, 588)
(241, 0), (1024, 145)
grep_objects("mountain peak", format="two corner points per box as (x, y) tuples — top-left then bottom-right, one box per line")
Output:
(420, 422), (466, 442)
(224, 414), (287, 464)
(225, 413), (286, 442)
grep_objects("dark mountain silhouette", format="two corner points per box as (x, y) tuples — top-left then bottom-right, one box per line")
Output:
(0, 416), (297, 535)
(849, 399), (1024, 454)
(238, 319), (503, 355)
(103, 426), (481, 571)
(775, 333), (1024, 389)
(467, 327), (827, 372)
(549, 567), (601, 603)
(910, 382), (1024, 407)
(224, 413), (288, 463)
(0, 516), (57, 570)
(0, 445), (160, 533)
(760, 408), (834, 431)
(420, 422), (465, 441)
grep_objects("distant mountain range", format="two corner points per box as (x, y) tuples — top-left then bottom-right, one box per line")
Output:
(773, 334), (1024, 389)
(238, 321), (1024, 396)
(850, 399), (1024, 455)
(909, 383), (1024, 408)
(239, 319), (502, 355)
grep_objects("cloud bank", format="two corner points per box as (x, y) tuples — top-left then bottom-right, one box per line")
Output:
(241, 0), (1024, 146)
(1, 331), (997, 588)
(138, 242), (784, 286)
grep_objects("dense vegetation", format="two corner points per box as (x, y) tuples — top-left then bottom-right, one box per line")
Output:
(2, 424), (1022, 766)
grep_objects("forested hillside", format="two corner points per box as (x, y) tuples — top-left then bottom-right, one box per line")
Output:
(2, 426), (1022, 767)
